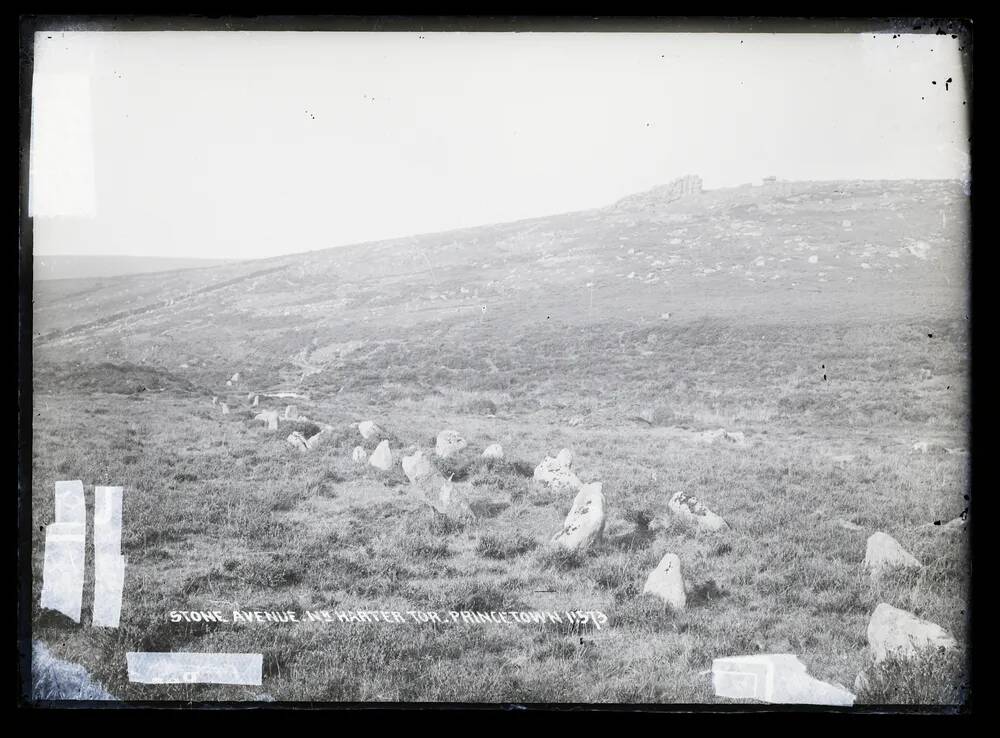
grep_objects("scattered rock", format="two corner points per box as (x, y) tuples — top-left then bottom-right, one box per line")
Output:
(916, 512), (968, 533)
(912, 441), (948, 455)
(358, 420), (382, 440)
(402, 449), (437, 484)
(352, 446), (368, 464)
(694, 428), (748, 447)
(534, 449), (583, 492)
(566, 415), (585, 427)
(667, 491), (729, 532)
(642, 552), (686, 609)
(435, 430), (468, 458)
(286, 432), (309, 451)
(660, 312), (671, 320)
(712, 654), (855, 706)
(941, 514), (967, 531)
(866, 603), (957, 663)
(369, 440), (393, 471)
(552, 482), (606, 552)
(482, 444), (504, 459)
(864, 532), (920, 577)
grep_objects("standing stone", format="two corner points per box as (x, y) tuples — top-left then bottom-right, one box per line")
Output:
(352, 446), (368, 464)
(286, 432), (309, 452)
(358, 420), (382, 440)
(252, 395), (259, 407)
(211, 396), (217, 405)
(402, 450), (436, 484)
(552, 482), (606, 552)
(482, 444), (504, 460)
(864, 532), (921, 577)
(220, 403), (229, 415)
(284, 405), (297, 420)
(369, 440), (393, 471)
(435, 430), (468, 458)
(866, 603), (957, 663)
(642, 553), (687, 610)
(247, 392), (253, 401)
(533, 450), (583, 492)
(231, 373), (240, 383)
(667, 491), (729, 532)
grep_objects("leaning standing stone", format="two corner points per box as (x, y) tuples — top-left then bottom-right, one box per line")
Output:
(369, 440), (393, 471)
(552, 482), (606, 552)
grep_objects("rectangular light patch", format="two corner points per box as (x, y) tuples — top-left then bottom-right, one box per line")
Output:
(28, 69), (97, 218)
(40, 481), (88, 622)
(92, 486), (125, 627)
(126, 653), (263, 686)
(39, 523), (86, 623)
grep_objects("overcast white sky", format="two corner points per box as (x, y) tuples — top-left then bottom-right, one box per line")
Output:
(30, 31), (970, 260)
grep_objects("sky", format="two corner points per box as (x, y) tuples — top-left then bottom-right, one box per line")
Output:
(29, 30), (971, 260)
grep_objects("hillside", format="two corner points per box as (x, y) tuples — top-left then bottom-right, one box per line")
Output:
(32, 255), (241, 281)
(32, 178), (969, 396)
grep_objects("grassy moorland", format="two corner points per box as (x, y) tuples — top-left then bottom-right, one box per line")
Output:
(28, 179), (970, 703)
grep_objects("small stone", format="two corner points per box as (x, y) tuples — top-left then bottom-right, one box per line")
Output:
(667, 491), (728, 532)
(864, 532), (921, 577)
(642, 552), (686, 610)
(401, 449), (436, 484)
(482, 444), (504, 459)
(866, 603), (957, 663)
(351, 446), (367, 464)
(435, 430), (468, 458)
(254, 410), (279, 431)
